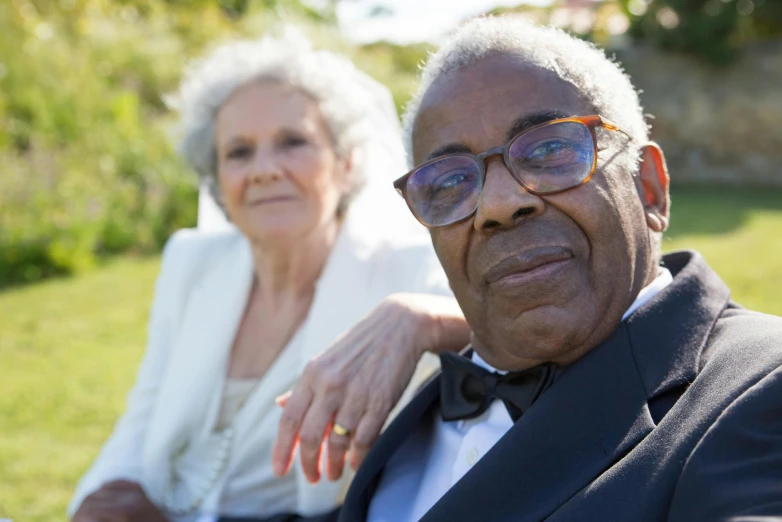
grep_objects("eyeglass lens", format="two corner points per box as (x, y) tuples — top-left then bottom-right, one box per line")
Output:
(405, 121), (595, 226)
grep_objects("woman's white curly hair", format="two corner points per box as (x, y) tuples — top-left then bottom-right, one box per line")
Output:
(168, 28), (389, 215)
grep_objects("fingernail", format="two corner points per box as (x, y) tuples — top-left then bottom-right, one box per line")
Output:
(275, 391), (292, 406)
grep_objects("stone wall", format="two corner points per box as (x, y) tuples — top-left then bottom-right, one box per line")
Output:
(616, 41), (782, 186)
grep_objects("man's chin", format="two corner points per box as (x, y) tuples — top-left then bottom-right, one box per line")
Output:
(472, 329), (572, 371)
(470, 304), (590, 368)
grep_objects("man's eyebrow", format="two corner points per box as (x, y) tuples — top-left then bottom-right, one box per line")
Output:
(422, 110), (570, 163)
(506, 110), (570, 141)
(425, 143), (472, 162)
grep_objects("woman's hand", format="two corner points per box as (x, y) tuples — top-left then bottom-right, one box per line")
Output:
(72, 480), (168, 522)
(271, 293), (469, 484)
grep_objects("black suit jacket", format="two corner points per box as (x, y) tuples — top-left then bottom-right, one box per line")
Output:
(222, 251), (782, 522)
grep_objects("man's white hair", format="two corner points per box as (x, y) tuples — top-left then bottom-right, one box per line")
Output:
(169, 29), (382, 212)
(402, 16), (649, 170)
(402, 16), (663, 253)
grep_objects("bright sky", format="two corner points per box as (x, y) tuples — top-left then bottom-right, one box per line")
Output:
(335, 0), (552, 44)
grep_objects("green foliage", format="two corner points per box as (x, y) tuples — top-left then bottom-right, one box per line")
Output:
(0, 0), (363, 288)
(0, 0), (203, 287)
(355, 41), (433, 113)
(618, 0), (782, 64)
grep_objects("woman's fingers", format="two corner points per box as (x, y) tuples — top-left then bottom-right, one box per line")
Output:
(275, 390), (291, 408)
(272, 383), (313, 477)
(350, 404), (388, 471)
(271, 294), (462, 483)
(326, 398), (366, 481)
(297, 393), (339, 483)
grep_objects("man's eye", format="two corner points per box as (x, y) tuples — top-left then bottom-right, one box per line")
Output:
(528, 140), (576, 161)
(431, 171), (476, 197)
(436, 172), (468, 189)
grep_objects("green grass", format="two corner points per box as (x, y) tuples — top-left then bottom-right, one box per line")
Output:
(1, 187), (781, 521)
(664, 187), (782, 315)
(0, 256), (160, 521)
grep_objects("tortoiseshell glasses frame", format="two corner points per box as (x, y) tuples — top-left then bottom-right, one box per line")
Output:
(393, 115), (632, 228)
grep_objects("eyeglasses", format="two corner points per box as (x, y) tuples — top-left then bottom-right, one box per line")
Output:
(393, 115), (632, 228)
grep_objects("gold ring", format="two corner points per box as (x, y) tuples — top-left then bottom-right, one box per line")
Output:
(333, 423), (353, 438)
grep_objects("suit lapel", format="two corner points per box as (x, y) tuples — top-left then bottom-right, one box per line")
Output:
(626, 250), (731, 398)
(419, 321), (654, 522)
(340, 376), (441, 522)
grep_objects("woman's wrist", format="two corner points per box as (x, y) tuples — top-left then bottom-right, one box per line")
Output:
(410, 295), (471, 358)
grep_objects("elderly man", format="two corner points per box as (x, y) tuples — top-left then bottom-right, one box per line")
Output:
(224, 17), (782, 522)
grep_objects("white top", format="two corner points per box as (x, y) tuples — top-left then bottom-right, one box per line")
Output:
(369, 268), (674, 522)
(216, 379), (260, 431)
(68, 206), (452, 521)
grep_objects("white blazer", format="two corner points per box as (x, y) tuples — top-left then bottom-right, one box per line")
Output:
(68, 211), (451, 520)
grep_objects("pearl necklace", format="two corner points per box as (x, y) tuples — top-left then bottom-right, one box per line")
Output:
(162, 427), (235, 516)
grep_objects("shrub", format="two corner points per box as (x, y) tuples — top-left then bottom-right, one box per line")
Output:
(0, 0), (428, 287)
(619, 0), (782, 64)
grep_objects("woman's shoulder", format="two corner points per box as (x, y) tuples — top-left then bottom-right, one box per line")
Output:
(161, 227), (244, 268)
(146, 227), (248, 319)
(154, 227), (247, 302)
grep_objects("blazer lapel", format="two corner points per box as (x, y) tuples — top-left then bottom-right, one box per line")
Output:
(292, 215), (378, 371)
(143, 231), (254, 499)
(625, 250), (731, 399)
(421, 322), (655, 522)
(340, 376), (441, 522)
(179, 234), (254, 439)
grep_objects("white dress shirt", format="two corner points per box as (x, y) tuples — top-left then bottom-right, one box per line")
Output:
(368, 268), (674, 522)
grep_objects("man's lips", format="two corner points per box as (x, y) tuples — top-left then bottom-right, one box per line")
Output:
(484, 246), (574, 286)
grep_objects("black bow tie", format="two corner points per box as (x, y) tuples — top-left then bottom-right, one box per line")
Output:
(439, 351), (556, 422)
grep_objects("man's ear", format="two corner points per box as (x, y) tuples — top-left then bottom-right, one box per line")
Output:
(637, 142), (670, 233)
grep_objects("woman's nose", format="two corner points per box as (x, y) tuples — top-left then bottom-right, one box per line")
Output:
(249, 149), (283, 184)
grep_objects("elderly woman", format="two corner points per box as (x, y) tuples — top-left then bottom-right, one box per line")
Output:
(69, 32), (469, 522)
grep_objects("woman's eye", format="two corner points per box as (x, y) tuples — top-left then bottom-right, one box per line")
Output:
(280, 135), (307, 149)
(226, 145), (252, 160)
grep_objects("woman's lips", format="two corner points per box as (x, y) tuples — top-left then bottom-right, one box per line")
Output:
(485, 247), (574, 288)
(248, 195), (296, 206)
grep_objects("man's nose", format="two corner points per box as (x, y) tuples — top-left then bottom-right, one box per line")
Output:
(473, 156), (545, 232)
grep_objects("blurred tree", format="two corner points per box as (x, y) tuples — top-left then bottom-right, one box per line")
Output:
(618, 0), (782, 63)
(368, 4), (394, 18)
(0, 0), (430, 287)
(0, 0), (333, 287)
